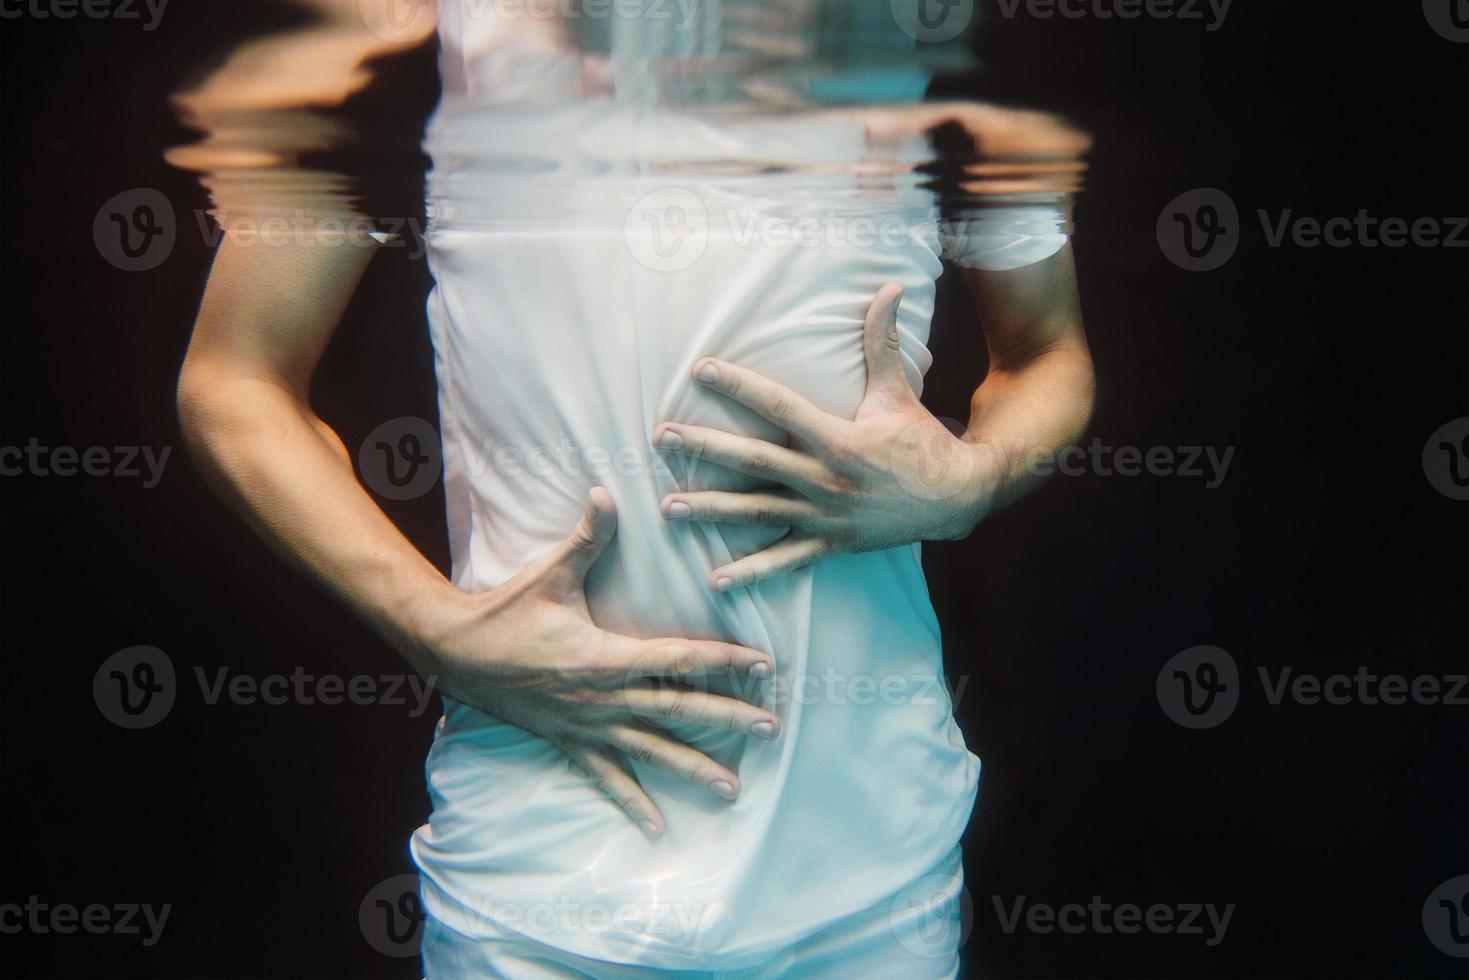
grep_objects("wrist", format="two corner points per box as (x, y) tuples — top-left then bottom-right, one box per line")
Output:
(387, 577), (486, 678)
(938, 439), (1002, 540)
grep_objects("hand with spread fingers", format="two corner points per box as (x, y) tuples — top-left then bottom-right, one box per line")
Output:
(653, 284), (1001, 592)
(426, 488), (781, 837)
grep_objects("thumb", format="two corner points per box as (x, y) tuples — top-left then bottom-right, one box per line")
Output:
(554, 486), (618, 584)
(861, 283), (913, 407)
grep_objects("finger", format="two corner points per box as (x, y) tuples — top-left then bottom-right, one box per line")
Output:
(621, 684), (780, 741)
(861, 283), (913, 406)
(550, 487), (617, 587)
(660, 490), (816, 529)
(691, 359), (840, 447)
(653, 423), (828, 495)
(710, 533), (830, 591)
(617, 638), (775, 680)
(605, 723), (748, 801)
(563, 742), (664, 838)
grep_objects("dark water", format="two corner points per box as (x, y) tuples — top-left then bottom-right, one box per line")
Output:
(0, 2), (1465, 978)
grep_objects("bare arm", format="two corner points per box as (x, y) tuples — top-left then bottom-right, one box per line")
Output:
(175, 8), (779, 836)
(649, 103), (1095, 587)
(180, 230), (783, 835)
(178, 236), (455, 664)
(960, 242), (1095, 513)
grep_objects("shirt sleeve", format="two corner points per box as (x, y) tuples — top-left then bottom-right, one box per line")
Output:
(939, 201), (1070, 271)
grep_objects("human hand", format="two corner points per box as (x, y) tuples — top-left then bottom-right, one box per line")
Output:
(653, 285), (996, 592)
(423, 488), (780, 838)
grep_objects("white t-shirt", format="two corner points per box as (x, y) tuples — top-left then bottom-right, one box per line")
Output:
(410, 2), (1061, 968)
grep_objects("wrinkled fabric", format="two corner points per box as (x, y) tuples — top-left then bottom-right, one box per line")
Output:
(420, 846), (966, 978)
(410, 3), (989, 971)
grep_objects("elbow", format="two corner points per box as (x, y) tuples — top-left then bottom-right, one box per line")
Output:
(1035, 321), (1096, 444)
(175, 356), (235, 455)
(1059, 339), (1098, 451)
(174, 355), (281, 459)
(175, 359), (215, 451)
(1073, 340), (1098, 432)
(175, 354), (351, 471)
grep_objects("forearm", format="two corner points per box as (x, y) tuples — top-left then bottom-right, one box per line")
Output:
(179, 373), (464, 668)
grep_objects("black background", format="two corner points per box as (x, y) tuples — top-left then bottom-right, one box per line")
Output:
(2, 1), (1466, 977)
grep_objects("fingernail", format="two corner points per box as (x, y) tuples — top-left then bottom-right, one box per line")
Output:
(714, 576), (734, 592)
(665, 501), (692, 519)
(709, 780), (737, 800)
(695, 362), (719, 384)
(640, 819), (662, 838)
(749, 661), (772, 679)
(656, 429), (683, 450)
(751, 720), (777, 740)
